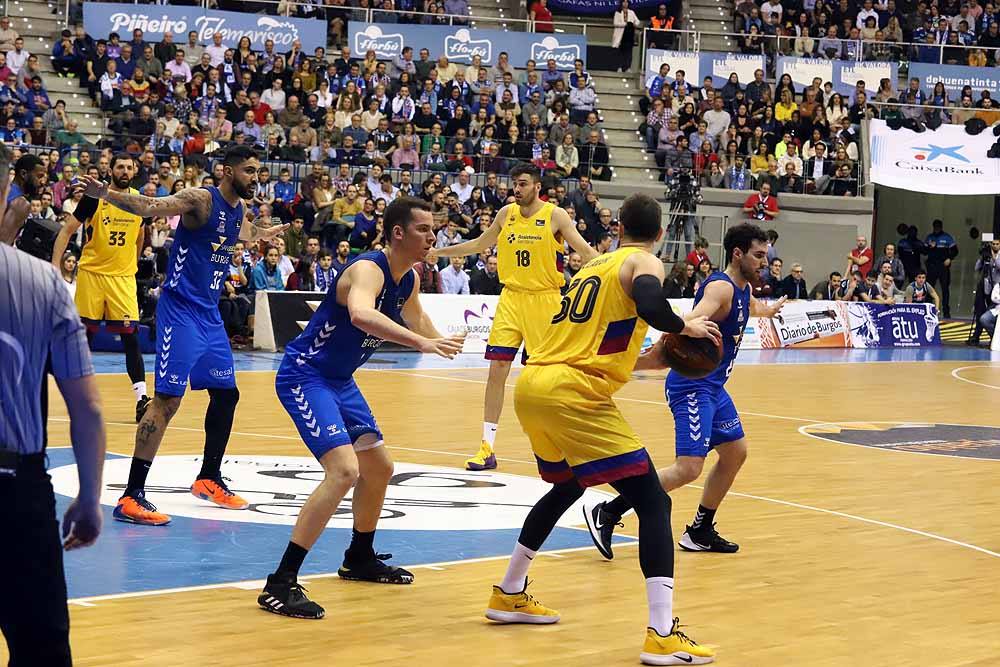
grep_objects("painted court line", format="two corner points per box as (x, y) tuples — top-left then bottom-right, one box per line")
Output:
(950, 364), (1000, 391)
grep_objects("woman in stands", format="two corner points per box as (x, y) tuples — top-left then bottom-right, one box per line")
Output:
(612, 0), (641, 72)
(775, 73), (796, 103)
(825, 93), (848, 128)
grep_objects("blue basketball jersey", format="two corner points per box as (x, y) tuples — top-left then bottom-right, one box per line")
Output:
(7, 182), (22, 203)
(667, 271), (750, 390)
(163, 187), (244, 310)
(283, 250), (416, 380)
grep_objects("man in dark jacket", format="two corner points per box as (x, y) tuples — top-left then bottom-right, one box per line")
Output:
(779, 262), (809, 299)
(470, 254), (502, 295)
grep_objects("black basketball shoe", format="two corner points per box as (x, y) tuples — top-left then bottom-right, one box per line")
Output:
(583, 501), (623, 560)
(135, 395), (151, 423)
(678, 523), (740, 553)
(338, 553), (414, 584)
(258, 572), (326, 619)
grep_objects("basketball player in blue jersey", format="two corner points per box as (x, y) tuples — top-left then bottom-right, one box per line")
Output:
(586, 224), (786, 557)
(0, 153), (45, 245)
(257, 197), (465, 620)
(77, 146), (289, 526)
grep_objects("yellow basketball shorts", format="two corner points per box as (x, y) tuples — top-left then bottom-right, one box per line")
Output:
(514, 364), (650, 487)
(75, 269), (140, 331)
(484, 288), (562, 362)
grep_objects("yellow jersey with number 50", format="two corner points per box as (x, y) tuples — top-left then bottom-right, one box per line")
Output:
(527, 246), (650, 394)
(79, 192), (143, 277)
(495, 201), (565, 292)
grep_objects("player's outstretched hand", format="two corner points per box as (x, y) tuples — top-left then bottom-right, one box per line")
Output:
(762, 295), (787, 318)
(681, 315), (722, 347)
(62, 496), (102, 551)
(77, 174), (109, 199)
(419, 334), (466, 359)
(249, 214), (289, 241)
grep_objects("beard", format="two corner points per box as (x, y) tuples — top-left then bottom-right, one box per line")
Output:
(112, 175), (132, 190)
(235, 181), (255, 199)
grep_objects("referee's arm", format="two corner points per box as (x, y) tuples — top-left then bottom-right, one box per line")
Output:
(48, 266), (106, 550)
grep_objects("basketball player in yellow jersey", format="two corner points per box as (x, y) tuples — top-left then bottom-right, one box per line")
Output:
(52, 154), (151, 422)
(432, 163), (597, 470)
(484, 194), (720, 666)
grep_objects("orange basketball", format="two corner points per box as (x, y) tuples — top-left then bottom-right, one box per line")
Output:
(658, 333), (723, 379)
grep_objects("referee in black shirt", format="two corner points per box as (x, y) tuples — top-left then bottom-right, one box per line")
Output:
(0, 241), (107, 666)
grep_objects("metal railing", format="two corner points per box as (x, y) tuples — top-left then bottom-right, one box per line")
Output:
(640, 27), (1000, 72)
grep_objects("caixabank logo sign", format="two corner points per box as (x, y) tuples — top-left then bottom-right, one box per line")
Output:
(890, 140), (984, 175)
(47, 450), (620, 599)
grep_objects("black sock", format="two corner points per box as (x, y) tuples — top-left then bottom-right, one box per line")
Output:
(125, 457), (153, 496)
(275, 541), (309, 578)
(121, 331), (146, 384)
(690, 504), (716, 531)
(603, 493), (633, 520)
(344, 529), (375, 563)
(198, 388), (239, 480)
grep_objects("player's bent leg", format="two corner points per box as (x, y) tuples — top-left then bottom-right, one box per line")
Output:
(119, 330), (150, 422)
(486, 479), (583, 624)
(114, 394), (183, 526)
(681, 438), (747, 555)
(467, 358), (512, 471)
(259, 446), (359, 620)
(658, 455), (706, 493)
(338, 438), (413, 584)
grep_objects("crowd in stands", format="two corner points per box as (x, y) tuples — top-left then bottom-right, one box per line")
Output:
(733, 0), (1000, 66)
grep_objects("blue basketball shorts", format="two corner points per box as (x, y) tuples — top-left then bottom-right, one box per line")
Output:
(666, 383), (745, 458)
(274, 367), (383, 460)
(154, 291), (236, 397)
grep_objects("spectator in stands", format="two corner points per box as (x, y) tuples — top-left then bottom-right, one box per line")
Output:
(875, 243), (906, 289)
(812, 271), (842, 300)
(829, 163), (858, 196)
(568, 76), (596, 125)
(743, 180), (779, 220)
(414, 257), (442, 294)
(441, 255), (471, 294)
(286, 257), (317, 291)
(252, 245), (285, 291)
(925, 219), (958, 318)
(612, 0), (641, 71)
(905, 270), (942, 310)
(846, 235), (874, 279)
(780, 262), (809, 299)
(579, 130), (611, 181)
(469, 253), (501, 295)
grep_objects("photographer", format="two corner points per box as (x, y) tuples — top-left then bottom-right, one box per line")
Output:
(742, 181), (779, 221)
(970, 238), (1000, 345)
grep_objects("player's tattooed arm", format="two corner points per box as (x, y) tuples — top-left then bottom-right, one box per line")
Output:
(78, 175), (210, 223)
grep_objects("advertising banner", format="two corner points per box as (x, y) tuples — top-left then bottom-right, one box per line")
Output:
(845, 302), (941, 348)
(869, 119), (1000, 195)
(646, 49), (766, 90)
(548, 0), (663, 13)
(254, 294), (941, 353)
(83, 3), (327, 52)
(908, 62), (1000, 100)
(350, 24), (586, 70)
(776, 56), (897, 98)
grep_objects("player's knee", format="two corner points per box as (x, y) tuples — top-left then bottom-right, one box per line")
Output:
(719, 439), (748, 469)
(364, 455), (394, 486)
(209, 386), (240, 409)
(326, 463), (360, 490)
(151, 394), (182, 420)
(672, 458), (705, 486)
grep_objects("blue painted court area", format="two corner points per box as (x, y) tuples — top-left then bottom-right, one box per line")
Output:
(50, 447), (627, 600)
(89, 345), (1000, 375)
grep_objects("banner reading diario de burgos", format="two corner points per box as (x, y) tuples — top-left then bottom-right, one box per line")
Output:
(83, 3), (328, 52)
(349, 24), (586, 71)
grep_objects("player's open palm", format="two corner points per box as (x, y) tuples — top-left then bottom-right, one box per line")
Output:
(682, 316), (722, 347)
(249, 214), (289, 241)
(420, 334), (466, 359)
(762, 295), (787, 318)
(78, 174), (109, 199)
(62, 496), (103, 551)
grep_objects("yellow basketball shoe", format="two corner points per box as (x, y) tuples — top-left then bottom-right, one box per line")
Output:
(640, 618), (715, 665)
(466, 441), (498, 471)
(485, 581), (560, 624)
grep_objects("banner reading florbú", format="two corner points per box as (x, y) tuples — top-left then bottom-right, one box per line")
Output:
(83, 3), (327, 52)
(869, 119), (1000, 195)
(349, 24), (586, 71)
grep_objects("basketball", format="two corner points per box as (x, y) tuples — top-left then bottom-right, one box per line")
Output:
(658, 333), (723, 379)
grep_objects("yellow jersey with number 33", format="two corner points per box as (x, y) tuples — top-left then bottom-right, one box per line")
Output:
(527, 246), (650, 394)
(495, 201), (565, 292)
(79, 192), (143, 277)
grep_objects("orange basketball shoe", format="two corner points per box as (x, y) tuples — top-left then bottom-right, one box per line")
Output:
(191, 477), (249, 510)
(113, 492), (171, 526)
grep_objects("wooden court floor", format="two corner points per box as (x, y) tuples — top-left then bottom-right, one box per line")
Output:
(20, 360), (1000, 666)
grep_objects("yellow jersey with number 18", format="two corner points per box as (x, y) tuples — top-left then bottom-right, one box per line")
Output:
(495, 201), (565, 292)
(527, 246), (650, 394)
(78, 191), (143, 277)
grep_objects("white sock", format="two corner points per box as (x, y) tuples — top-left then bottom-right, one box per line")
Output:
(483, 422), (498, 448)
(133, 381), (147, 400)
(499, 542), (536, 594)
(646, 576), (675, 636)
